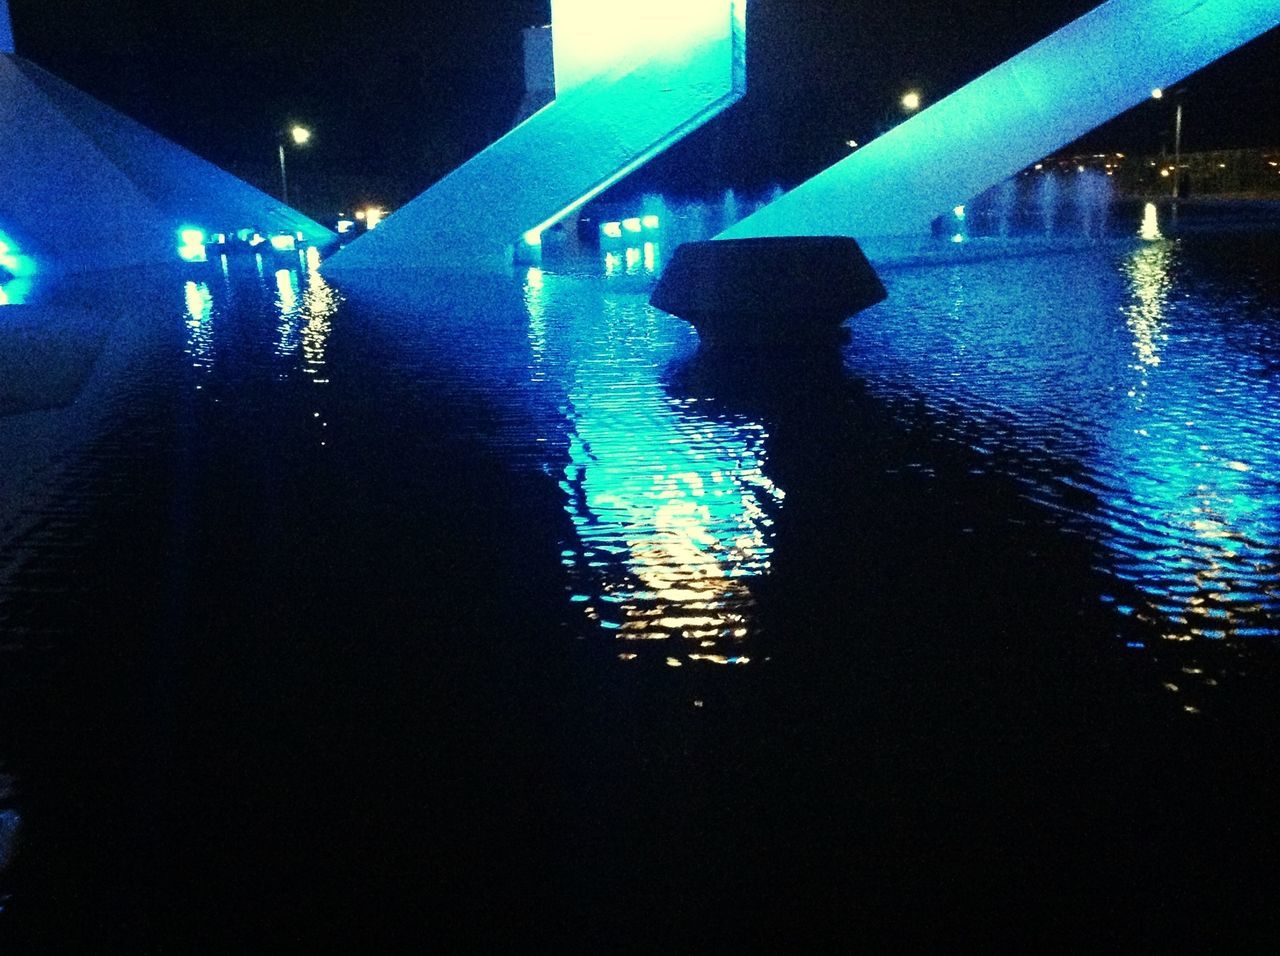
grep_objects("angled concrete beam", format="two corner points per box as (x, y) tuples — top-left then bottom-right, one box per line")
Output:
(0, 54), (333, 277)
(720, 0), (1280, 244)
(325, 0), (747, 275)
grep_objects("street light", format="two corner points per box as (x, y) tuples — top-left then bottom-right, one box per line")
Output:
(278, 124), (312, 207)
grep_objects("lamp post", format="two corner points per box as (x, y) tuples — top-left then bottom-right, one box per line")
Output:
(278, 124), (312, 207)
(1172, 97), (1183, 200)
(1151, 88), (1183, 199)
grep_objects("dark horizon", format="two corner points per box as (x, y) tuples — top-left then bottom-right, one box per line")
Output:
(9, 1), (1280, 211)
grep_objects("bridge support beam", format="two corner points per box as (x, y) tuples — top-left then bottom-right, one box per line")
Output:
(719, 0), (1280, 247)
(325, 0), (747, 277)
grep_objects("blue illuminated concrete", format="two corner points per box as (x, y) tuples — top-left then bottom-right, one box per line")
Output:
(0, 53), (333, 277)
(325, 0), (747, 276)
(720, 0), (1280, 247)
(0, 0), (13, 55)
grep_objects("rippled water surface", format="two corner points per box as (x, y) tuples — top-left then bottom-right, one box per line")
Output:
(2, 215), (1280, 945)
(859, 235), (1280, 687)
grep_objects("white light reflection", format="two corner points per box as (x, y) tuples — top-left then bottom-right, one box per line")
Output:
(183, 280), (214, 372)
(275, 268), (301, 357)
(300, 247), (339, 380)
(1122, 240), (1172, 386)
(1140, 202), (1162, 241)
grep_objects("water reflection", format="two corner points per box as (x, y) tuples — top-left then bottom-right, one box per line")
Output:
(1123, 239), (1171, 379)
(299, 248), (339, 383)
(853, 231), (1280, 670)
(275, 268), (301, 358)
(523, 272), (781, 661)
(263, 250), (340, 380)
(183, 280), (215, 372)
(1140, 201), (1163, 241)
(1100, 239), (1280, 645)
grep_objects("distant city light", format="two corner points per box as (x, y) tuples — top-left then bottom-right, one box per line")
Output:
(290, 125), (312, 145)
(0, 238), (20, 275)
(901, 90), (921, 112)
(177, 226), (207, 263)
(953, 205), (966, 220)
(336, 219), (356, 234)
(641, 214), (661, 229)
(951, 233), (965, 243)
(269, 234), (297, 252)
(1160, 168), (1171, 177)
(1151, 87), (1164, 99)
(0, 230), (36, 304)
(602, 221), (624, 239)
(622, 217), (643, 233)
(364, 208), (386, 230)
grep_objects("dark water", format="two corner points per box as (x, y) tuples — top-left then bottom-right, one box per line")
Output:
(2, 219), (1280, 946)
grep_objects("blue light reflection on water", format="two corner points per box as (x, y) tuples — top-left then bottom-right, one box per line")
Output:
(851, 226), (1280, 658)
(523, 270), (781, 663)
(153, 222), (1280, 678)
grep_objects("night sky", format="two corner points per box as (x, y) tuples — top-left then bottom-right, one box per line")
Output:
(9, 0), (1280, 211)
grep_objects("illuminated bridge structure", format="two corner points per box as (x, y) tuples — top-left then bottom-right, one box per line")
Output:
(1, 0), (13, 56)
(0, 3), (331, 280)
(324, 0), (747, 276)
(719, 0), (1280, 250)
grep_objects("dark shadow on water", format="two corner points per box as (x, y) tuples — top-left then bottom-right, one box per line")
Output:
(3, 265), (1280, 947)
(657, 322), (1280, 947)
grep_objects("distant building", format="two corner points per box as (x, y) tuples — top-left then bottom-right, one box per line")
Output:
(1035, 148), (1280, 198)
